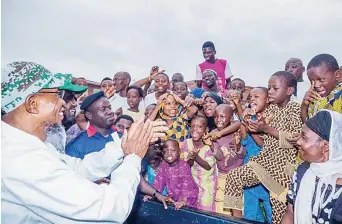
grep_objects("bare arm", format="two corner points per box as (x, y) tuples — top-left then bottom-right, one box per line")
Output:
(300, 103), (309, 123)
(216, 121), (241, 137)
(281, 203), (294, 224)
(251, 134), (263, 147)
(194, 155), (211, 170)
(143, 82), (152, 97)
(148, 103), (162, 121)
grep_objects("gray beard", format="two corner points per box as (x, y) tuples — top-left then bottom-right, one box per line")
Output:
(45, 123), (67, 154)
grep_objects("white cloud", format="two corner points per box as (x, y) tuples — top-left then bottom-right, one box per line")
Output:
(2, 0), (342, 86)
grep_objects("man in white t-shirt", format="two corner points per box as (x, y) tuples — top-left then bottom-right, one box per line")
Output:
(285, 58), (311, 103)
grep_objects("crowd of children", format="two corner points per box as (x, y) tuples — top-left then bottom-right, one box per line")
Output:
(63, 43), (341, 224)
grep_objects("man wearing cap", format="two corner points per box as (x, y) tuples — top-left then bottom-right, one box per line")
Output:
(45, 74), (88, 153)
(65, 91), (119, 159)
(1, 61), (166, 223)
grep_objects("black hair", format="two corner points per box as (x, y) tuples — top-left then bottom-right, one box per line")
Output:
(231, 78), (246, 86)
(307, 54), (339, 73)
(163, 139), (180, 149)
(114, 114), (134, 125)
(271, 71), (297, 89)
(155, 72), (170, 82)
(172, 73), (184, 82)
(202, 41), (216, 51)
(173, 81), (188, 89)
(254, 86), (269, 95)
(127, 85), (144, 97)
(101, 77), (112, 84)
(192, 115), (208, 126)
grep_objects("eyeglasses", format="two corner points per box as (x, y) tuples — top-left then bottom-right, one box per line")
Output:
(113, 78), (126, 82)
(37, 90), (64, 98)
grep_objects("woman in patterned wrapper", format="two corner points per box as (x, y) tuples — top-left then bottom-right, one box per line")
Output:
(281, 110), (342, 224)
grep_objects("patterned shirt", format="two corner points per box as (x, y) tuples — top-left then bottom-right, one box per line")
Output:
(308, 82), (342, 118)
(152, 160), (198, 207)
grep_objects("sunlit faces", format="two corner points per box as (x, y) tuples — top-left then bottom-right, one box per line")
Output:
(203, 96), (219, 117)
(162, 140), (180, 165)
(33, 88), (65, 125)
(154, 73), (170, 93)
(145, 104), (156, 119)
(214, 104), (233, 131)
(85, 97), (115, 129)
(230, 80), (245, 92)
(202, 47), (216, 61)
(249, 88), (268, 113)
(127, 88), (142, 109)
(190, 116), (208, 142)
(115, 117), (133, 135)
(267, 76), (292, 105)
(101, 79), (114, 92)
(285, 60), (305, 80)
(297, 125), (329, 163)
(202, 70), (216, 88)
(307, 65), (338, 97)
(163, 95), (179, 117)
(172, 82), (188, 100)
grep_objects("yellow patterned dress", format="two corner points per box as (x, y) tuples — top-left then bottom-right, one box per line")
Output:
(308, 82), (342, 118)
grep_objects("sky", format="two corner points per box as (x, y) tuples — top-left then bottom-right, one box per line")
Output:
(2, 0), (342, 86)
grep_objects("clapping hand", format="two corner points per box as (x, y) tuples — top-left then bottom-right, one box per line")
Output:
(104, 86), (116, 99)
(121, 116), (167, 158)
(187, 147), (200, 160)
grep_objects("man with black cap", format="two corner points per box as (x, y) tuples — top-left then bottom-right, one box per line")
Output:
(65, 91), (118, 159)
(1, 61), (167, 223)
(196, 41), (233, 90)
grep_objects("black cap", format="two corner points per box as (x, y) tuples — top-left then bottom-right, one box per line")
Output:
(80, 91), (105, 110)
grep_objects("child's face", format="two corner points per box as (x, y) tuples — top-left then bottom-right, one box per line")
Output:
(214, 106), (233, 131)
(101, 80), (114, 93)
(307, 65), (338, 97)
(127, 89), (141, 109)
(203, 96), (218, 117)
(249, 88), (268, 113)
(230, 80), (245, 92)
(190, 117), (207, 141)
(155, 74), (169, 93)
(202, 47), (216, 61)
(202, 71), (216, 88)
(147, 146), (162, 169)
(173, 82), (188, 100)
(164, 95), (179, 117)
(145, 105), (156, 118)
(115, 118), (133, 135)
(162, 140), (180, 165)
(268, 76), (291, 105)
(226, 90), (240, 110)
(285, 61), (304, 80)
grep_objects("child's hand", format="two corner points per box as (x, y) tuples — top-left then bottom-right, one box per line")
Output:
(234, 131), (241, 145)
(174, 200), (187, 210)
(188, 148), (200, 160)
(170, 91), (183, 103)
(204, 131), (221, 141)
(202, 133), (213, 146)
(104, 86), (116, 99)
(184, 95), (195, 108)
(231, 91), (241, 105)
(143, 195), (153, 202)
(303, 81), (320, 106)
(155, 193), (174, 209)
(246, 118), (268, 133)
(156, 94), (166, 106)
(286, 133), (301, 146)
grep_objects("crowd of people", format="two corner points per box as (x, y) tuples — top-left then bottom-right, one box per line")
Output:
(1, 41), (342, 224)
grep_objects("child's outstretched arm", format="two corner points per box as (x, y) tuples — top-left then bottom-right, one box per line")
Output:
(148, 95), (165, 121)
(194, 155), (211, 170)
(214, 121), (241, 139)
(251, 134), (263, 147)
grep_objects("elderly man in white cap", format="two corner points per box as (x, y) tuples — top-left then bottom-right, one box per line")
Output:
(1, 61), (167, 223)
